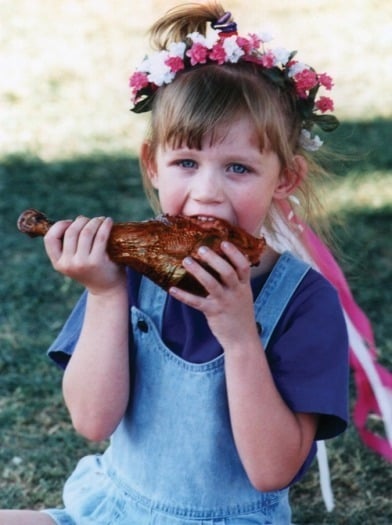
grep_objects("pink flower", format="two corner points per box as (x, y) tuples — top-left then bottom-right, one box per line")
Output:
(236, 34), (260, 55)
(186, 43), (208, 66)
(165, 56), (185, 73)
(261, 50), (275, 68)
(247, 33), (262, 50)
(129, 71), (149, 91)
(294, 68), (318, 97)
(236, 36), (251, 54)
(318, 72), (333, 90)
(315, 96), (334, 112)
(210, 42), (226, 64)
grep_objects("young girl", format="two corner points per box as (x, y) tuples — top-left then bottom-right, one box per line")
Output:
(2, 2), (350, 524)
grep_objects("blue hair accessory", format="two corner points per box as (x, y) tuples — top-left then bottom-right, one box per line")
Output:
(211, 12), (237, 34)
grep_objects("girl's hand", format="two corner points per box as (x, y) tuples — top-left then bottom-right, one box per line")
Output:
(169, 242), (258, 348)
(44, 216), (126, 296)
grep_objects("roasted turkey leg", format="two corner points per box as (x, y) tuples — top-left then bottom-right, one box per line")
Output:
(17, 209), (265, 296)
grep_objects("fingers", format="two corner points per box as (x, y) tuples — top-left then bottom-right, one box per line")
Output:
(61, 216), (91, 259)
(76, 217), (113, 260)
(193, 242), (251, 288)
(44, 219), (73, 263)
(44, 216), (112, 269)
(171, 242), (251, 302)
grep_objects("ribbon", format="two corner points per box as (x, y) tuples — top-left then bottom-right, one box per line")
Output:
(268, 200), (392, 460)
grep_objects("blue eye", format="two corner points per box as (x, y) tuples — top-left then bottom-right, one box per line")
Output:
(177, 159), (197, 169)
(229, 163), (249, 174)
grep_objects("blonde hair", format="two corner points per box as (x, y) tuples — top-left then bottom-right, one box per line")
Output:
(139, 1), (332, 240)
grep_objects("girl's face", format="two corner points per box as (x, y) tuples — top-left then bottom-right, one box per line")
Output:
(143, 115), (300, 238)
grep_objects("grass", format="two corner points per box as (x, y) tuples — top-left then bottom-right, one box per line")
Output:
(1, 1), (392, 523)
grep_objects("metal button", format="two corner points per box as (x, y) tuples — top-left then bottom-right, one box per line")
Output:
(137, 319), (149, 333)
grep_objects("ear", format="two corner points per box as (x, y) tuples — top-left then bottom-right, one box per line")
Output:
(140, 141), (158, 189)
(273, 155), (308, 200)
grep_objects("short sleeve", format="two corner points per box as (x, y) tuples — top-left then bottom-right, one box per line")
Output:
(266, 270), (350, 440)
(47, 268), (140, 369)
(47, 291), (87, 369)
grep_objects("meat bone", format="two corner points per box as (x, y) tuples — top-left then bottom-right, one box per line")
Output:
(17, 209), (265, 296)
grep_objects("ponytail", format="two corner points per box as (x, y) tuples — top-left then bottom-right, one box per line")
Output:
(149, 1), (226, 49)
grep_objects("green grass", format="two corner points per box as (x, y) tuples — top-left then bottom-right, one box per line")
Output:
(1, 1), (392, 523)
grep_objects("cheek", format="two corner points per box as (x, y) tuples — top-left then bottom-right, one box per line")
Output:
(155, 185), (183, 214)
(234, 193), (272, 235)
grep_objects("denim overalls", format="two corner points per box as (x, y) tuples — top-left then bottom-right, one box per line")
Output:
(44, 252), (309, 525)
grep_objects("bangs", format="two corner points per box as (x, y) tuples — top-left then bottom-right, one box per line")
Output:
(150, 63), (274, 151)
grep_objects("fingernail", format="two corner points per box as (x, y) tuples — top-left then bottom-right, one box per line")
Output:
(183, 257), (193, 266)
(198, 246), (208, 255)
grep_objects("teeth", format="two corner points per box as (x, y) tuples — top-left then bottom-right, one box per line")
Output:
(196, 216), (216, 222)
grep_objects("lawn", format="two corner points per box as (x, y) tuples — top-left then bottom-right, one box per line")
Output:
(1, 1), (391, 523)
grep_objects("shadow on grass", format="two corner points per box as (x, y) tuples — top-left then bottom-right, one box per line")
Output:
(321, 117), (392, 176)
(0, 152), (150, 226)
(0, 120), (391, 520)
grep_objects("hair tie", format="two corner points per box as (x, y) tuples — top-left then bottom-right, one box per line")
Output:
(211, 12), (237, 34)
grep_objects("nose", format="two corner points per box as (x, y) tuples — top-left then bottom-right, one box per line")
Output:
(192, 169), (224, 204)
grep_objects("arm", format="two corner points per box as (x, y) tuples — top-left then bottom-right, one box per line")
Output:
(223, 332), (318, 491)
(44, 216), (129, 441)
(169, 242), (318, 491)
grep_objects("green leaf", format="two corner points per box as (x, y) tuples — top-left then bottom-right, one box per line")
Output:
(262, 67), (286, 88)
(288, 50), (297, 62)
(296, 98), (314, 120)
(131, 95), (154, 114)
(313, 114), (340, 132)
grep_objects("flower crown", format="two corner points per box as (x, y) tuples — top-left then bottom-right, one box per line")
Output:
(129, 12), (339, 151)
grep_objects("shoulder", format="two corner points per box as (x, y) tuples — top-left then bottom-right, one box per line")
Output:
(286, 265), (343, 318)
(269, 265), (348, 352)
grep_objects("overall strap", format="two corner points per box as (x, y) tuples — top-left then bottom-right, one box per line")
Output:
(138, 276), (167, 333)
(255, 251), (310, 350)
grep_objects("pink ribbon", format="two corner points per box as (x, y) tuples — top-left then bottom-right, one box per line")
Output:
(273, 200), (392, 461)
(300, 216), (392, 461)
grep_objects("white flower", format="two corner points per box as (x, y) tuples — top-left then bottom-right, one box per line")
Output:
(168, 41), (186, 58)
(145, 51), (174, 86)
(299, 129), (323, 152)
(187, 32), (207, 45)
(205, 32), (220, 49)
(259, 31), (274, 43)
(271, 47), (291, 65)
(223, 35), (245, 63)
(187, 31), (218, 49)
